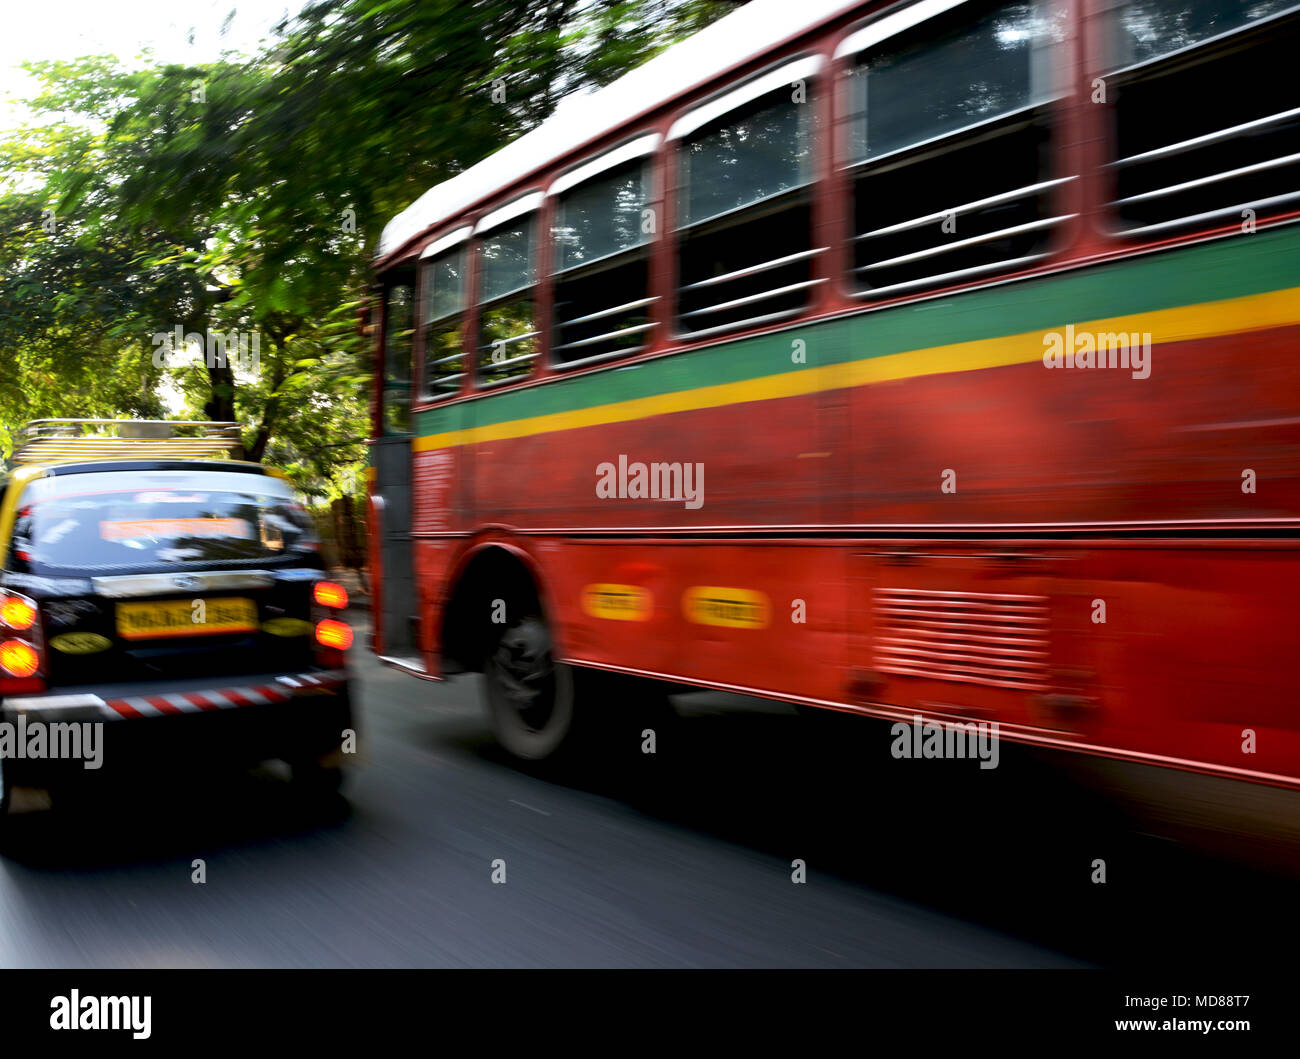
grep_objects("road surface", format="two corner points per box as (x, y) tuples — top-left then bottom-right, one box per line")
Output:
(1, 620), (1290, 967)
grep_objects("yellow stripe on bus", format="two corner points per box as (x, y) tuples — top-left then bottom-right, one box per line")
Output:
(413, 285), (1300, 453)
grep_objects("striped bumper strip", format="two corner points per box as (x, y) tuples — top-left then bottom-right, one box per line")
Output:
(95, 672), (343, 720)
(3, 671), (347, 722)
(100, 676), (337, 719)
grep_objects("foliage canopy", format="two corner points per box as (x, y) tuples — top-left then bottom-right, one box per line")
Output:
(0, 0), (741, 498)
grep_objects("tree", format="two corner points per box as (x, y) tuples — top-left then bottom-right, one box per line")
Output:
(0, 0), (744, 492)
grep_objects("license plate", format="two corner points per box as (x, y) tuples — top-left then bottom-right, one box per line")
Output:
(116, 597), (259, 640)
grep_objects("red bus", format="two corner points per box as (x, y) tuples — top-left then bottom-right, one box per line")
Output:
(367, 0), (1300, 816)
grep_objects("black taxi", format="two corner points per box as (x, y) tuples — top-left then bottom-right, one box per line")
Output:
(0, 420), (355, 818)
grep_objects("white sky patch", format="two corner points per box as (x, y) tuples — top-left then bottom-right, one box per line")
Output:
(0, 0), (306, 133)
(157, 334), (262, 415)
(0, 1), (300, 415)
(156, 337), (207, 416)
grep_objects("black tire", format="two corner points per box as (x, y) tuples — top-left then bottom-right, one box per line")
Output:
(287, 689), (353, 796)
(483, 614), (579, 761)
(288, 756), (346, 796)
(483, 612), (677, 764)
(0, 747), (10, 832)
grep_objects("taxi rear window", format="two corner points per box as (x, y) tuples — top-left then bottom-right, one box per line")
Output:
(11, 469), (317, 571)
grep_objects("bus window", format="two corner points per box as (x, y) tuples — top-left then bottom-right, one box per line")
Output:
(673, 57), (824, 338)
(1111, 0), (1296, 66)
(551, 149), (656, 365)
(420, 238), (468, 399)
(843, 0), (1065, 298)
(382, 279), (415, 433)
(1106, 0), (1300, 236)
(476, 210), (539, 387)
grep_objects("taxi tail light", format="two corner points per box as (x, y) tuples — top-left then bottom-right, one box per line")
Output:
(313, 581), (348, 609)
(0, 640), (40, 678)
(0, 592), (45, 692)
(311, 582), (352, 665)
(315, 619), (353, 651)
(1, 593), (37, 631)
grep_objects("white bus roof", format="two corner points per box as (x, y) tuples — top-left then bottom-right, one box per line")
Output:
(377, 0), (866, 261)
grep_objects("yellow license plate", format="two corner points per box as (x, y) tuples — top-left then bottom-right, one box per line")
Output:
(116, 597), (259, 640)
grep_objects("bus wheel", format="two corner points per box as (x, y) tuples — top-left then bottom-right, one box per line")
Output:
(484, 614), (577, 761)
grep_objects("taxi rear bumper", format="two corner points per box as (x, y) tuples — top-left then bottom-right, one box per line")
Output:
(4, 669), (347, 722)
(0, 669), (352, 783)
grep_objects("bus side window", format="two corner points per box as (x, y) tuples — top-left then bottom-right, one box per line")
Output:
(421, 243), (468, 398)
(476, 213), (539, 387)
(673, 58), (824, 338)
(1105, 0), (1300, 236)
(382, 279), (416, 433)
(551, 155), (656, 365)
(844, 0), (1064, 298)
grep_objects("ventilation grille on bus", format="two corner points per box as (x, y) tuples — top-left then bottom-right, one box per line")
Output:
(872, 588), (1050, 692)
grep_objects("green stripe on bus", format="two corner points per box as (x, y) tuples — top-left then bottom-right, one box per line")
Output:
(415, 222), (1300, 437)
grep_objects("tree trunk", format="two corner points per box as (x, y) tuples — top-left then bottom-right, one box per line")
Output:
(203, 353), (244, 458)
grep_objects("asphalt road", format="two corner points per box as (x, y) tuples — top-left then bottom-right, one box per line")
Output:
(0, 620), (1292, 967)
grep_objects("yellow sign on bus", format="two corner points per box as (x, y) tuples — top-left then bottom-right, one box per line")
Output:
(683, 587), (769, 629)
(581, 584), (652, 622)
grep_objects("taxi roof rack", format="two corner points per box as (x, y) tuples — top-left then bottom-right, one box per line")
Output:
(10, 419), (243, 466)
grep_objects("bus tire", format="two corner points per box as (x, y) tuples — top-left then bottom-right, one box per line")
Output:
(483, 613), (579, 761)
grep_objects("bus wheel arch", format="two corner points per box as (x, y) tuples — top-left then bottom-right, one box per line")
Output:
(440, 542), (551, 675)
(440, 542), (581, 761)
(440, 541), (672, 763)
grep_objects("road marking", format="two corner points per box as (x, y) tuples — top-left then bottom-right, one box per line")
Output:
(508, 799), (551, 817)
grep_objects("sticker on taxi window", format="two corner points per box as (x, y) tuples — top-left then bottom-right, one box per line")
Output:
(682, 586), (769, 628)
(133, 492), (209, 504)
(99, 518), (251, 541)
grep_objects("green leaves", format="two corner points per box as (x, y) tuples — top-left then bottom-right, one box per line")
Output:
(0, 0), (740, 483)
